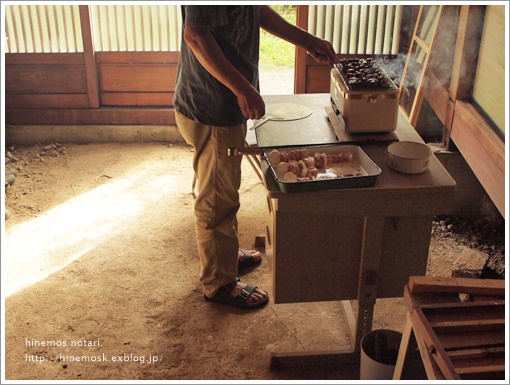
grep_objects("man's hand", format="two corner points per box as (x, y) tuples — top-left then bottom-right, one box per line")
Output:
(260, 5), (338, 66)
(307, 36), (338, 65)
(236, 85), (265, 120)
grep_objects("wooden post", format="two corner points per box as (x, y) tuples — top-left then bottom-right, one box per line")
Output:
(449, 5), (486, 101)
(294, 6), (309, 94)
(79, 5), (99, 108)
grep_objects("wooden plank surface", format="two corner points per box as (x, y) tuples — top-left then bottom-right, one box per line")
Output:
(270, 210), (363, 303)
(99, 63), (177, 92)
(400, 277), (505, 380)
(96, 50), (179, 64)
(5, 65), (87, 93)
(5, 52), (84, 65)
(5, 94), (89, 109)
(437, 330), (505, 350)
(100, 92), (174, 107)
(450, 101), (505, 217)
(255, 94), (338, 148)
(270, 348), (359, 370)
(5, 108), (175, 125)
(306, 65), (333, 93)
(408, 276), (505, 296)
(409, 305), (461, 379)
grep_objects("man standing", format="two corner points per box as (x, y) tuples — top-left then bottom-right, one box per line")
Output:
(174, 5), (337, 309)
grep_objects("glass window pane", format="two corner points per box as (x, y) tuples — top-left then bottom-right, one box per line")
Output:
(400, 43), (426, 116)
(472, 5), (505, 133)
(417, 5), (440, 46)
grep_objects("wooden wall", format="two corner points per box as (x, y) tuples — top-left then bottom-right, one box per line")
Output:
(5, 53), (90, 109)
(5, 53), (177, 126)
(424, 5), (505, 217)
(97, 52), (178, 107)
(5, 6), (176, 127)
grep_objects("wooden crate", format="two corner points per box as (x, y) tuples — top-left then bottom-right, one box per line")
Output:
(395, 276), (506, 380)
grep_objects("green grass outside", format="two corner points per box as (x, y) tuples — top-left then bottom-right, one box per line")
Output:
(259, 5), (296, 70)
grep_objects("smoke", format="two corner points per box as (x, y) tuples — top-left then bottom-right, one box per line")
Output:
(375, 54), (408, 88)
(374, 7), (462, 92)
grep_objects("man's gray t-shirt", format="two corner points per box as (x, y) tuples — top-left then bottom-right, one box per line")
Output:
(174, 5), (260, 126)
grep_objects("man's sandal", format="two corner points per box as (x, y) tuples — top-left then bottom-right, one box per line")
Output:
(204, 277), (269, 309)
(238, 249), (262, 270)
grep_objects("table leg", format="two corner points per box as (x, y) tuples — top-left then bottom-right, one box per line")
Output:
(270, 216), (385, 370)
(245, 154), (263, 182)
(351, 216), (385, 350)
(393, 314), (414, 379)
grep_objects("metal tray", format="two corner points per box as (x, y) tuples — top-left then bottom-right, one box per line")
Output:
(264, 144), (381, 193)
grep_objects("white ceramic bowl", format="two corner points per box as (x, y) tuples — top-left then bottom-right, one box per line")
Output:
(387, 141), (432, 174)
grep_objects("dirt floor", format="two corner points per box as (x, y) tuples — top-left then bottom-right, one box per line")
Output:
(2, 141), (505, 381)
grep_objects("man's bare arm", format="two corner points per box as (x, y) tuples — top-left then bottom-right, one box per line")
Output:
(183, 26), (265, 120)
(259, 5), (337, 65)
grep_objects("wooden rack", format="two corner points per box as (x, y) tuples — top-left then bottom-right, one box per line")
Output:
(394, 276), (506, 380)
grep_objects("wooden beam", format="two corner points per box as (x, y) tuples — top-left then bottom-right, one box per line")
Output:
(450, 101), (505, 217)
(79, 5), (99, 108)
(100, 93), (174, 107)
(449, 5), (486, 101)
(5, 65), (87, 93)
(270, 348), (359, 370)
(424, 71), (449, 126)
(294, 5), (308, 94)
(5, 108), (175, 126)
(96, 51), (179, 64)
(408, 276), (505, 296)
(422, 5), (460, 148)
(5, 53), (84, 65)
(6, 94), (89, 109)
(99, 63), (177, 92)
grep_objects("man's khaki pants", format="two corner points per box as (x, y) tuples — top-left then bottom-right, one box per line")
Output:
(175, 111), (247, 298)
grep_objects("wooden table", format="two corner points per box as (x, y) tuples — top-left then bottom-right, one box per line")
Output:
(252, 94), (456, 369)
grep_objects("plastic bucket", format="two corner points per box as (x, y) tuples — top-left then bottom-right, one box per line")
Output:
(360, 329), (402, 380)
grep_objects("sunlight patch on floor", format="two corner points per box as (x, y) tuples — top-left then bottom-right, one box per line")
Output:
(2, 161), (185, 298)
